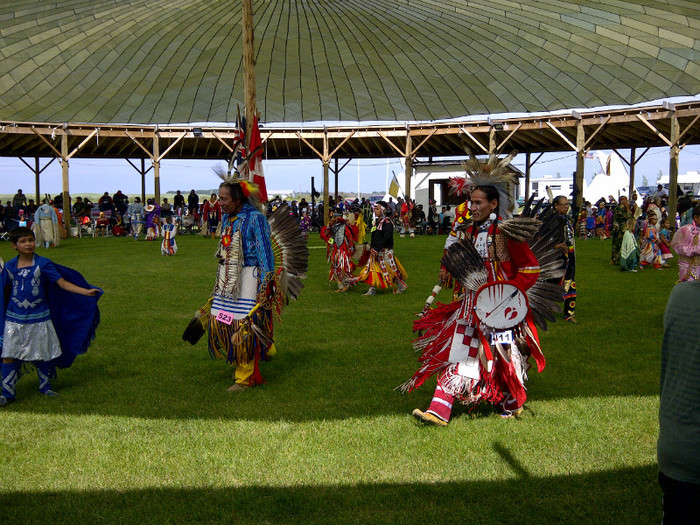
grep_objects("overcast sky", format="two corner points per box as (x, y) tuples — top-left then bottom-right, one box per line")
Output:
(1, 145), (699, 198)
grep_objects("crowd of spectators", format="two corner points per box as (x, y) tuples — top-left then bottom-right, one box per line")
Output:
(4, 183), (697, 246)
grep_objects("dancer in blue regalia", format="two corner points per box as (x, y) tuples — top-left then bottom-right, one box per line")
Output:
(0, 227), (102, 406)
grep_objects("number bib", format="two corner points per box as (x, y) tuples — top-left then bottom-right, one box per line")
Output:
(490, 330), (514, 345)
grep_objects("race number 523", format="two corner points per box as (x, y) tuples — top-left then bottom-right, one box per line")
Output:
(216, 311), (234, 325)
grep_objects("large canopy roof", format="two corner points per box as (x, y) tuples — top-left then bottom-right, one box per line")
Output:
(2, 0), (700, 125)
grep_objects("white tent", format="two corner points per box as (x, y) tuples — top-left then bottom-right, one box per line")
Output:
(584, 152), (631, 204)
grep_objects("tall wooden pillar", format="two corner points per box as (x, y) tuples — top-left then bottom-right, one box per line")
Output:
(153, 134), (160, 204)
(574, 123), (585, 211)
(334, 158), (339, 201)
(628, 148), (636, 201)
(323, 161), (330, 226)
(243, 0), (256, 166)
(669, 112), (679, 225)
(61, 134), (71, 233)
(141, 158), (147, 204)
(524, 152), (531, 201)
(35, 157), (41, 204)
(404, 131), (412, 201)
(323, 129), (329, 226)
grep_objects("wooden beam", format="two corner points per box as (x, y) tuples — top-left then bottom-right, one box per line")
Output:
(546, 122), (578, 152)
(30, 128), (62, 158)
(377, 131), (405, 157)
(636, 114), (673, 147)
(409, 128), (437, 157)
(582, 116), (610, 150)
(65, 128), (98, 160)
(124, 131), (155, 160)
(156, 131), (187, 162)
(497, 123), (522, 151)
(328, 131), (356, 159)
(459, 127), (488, 153)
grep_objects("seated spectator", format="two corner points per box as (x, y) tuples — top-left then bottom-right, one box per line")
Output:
(413, 204), (426, 234)
(73, 196), (87, 218)
(95, 212), (110, 237)
(112, 213), (126, 237)
(161, 198), (173, 217)
(12, 189), (27, 209)
(173, 190), (186, 213)
(113, 190), (128, 215)
(98, 192), (114, 212)
(26, 199), (37, 216)
(441, 206), (452, 235)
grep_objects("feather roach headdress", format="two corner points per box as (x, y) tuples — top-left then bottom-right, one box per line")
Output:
(218, 173), (262, 210)
(451, 145), (519, 219)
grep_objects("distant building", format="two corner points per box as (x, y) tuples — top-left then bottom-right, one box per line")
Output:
(522, 175), (575, 202)
(267, 189), (295, 199)
(658, 171), (700, 197)
(412, 160), (523, 211)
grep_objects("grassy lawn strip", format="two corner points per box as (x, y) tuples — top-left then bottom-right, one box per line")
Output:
(0, 233), (673, 524)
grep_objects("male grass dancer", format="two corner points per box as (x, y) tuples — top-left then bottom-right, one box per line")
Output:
(320, 207), (359, 292)
(402, 151), (563, 425)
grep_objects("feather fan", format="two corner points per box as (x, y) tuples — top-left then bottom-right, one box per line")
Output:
(441, 240), (488, 292)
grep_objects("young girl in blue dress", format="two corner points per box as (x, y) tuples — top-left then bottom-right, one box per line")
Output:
(1, 227), (101, 406)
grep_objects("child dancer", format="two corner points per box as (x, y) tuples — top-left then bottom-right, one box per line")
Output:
(620, 218), (640, 272)
(161, 216), (178, 255)
(658, 217), (673, 265)
(640, 213), (664, 269)
(1, 227), (101, 406)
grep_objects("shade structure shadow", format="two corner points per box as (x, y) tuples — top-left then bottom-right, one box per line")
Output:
(0, 464), (660, 524)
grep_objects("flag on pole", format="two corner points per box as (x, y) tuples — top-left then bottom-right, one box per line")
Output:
(248, 114), (268, 203)
(389, 174), (400, 198)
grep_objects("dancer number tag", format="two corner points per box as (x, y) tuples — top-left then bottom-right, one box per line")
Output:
(490, 330), (514, 344)
(215, 311), (234, 325)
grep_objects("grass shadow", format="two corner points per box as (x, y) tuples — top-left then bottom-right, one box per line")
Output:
(1, 464), (660, 524)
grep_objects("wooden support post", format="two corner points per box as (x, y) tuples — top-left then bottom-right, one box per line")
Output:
(243, 0), (256, 162)
(334, 157), (339, 201)
(669, 112), (679, 226)
(141, 158), (146, 204)
(323, 130), (329, 226)
(575, 123), (585, 212)
(323, 161), (330, 226)
(525, 152), (531, 202)
(489, 128), (496, 155)
(153, 134), (160, 205)
(404, 131), (412, 201)
(35, 157), (40, 204)
(628, 148), (636, 201)
(61, 134), (71, 234)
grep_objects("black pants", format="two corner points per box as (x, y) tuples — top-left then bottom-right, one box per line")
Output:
(659, 472), (700, 525)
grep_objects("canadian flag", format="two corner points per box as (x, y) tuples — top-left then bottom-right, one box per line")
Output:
(248, 115), (268, 203)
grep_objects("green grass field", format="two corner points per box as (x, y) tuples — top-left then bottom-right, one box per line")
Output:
(0, 233), (676, 524)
